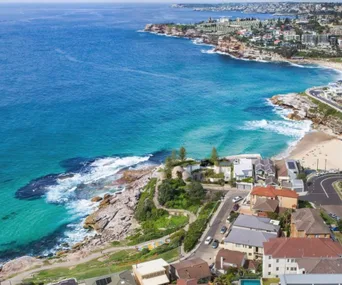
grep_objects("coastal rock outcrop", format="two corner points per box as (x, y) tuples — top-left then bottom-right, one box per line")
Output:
(270, 93), (342, 135)
(0, 256), (43, 280)
(82, 167), (155, 244)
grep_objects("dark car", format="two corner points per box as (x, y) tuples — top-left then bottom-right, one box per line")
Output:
(212, 239), (219, 249)
(233, 203), (239, 211)
(220, 225), (227, 234)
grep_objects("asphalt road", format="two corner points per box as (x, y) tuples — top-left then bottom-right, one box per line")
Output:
(308, 89), (342, 112)
(302, 174), (342, 206)
(192, 191), (248, 264)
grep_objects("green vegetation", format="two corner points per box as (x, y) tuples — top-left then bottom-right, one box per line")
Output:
(130, 178), (188, 245)
(214, 267), (261, 284)
(179, 146), (187, 161)
(321, 209), (336, 225)
(298, 200), (313, 209)
(333, 181), (342, 201)
(183, 200), (219, 252)
(228, 212), (239, 223)
(24, 231), (184, 284)
(158, 179), (205, 213)
(262, 278), (280, 285)
(301, 92), (342, 121)
(210, 147), (219, 165)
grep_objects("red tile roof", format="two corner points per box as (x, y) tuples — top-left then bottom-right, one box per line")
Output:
(215, 249), (245, 270)
(251, 185), (299, 199)
(264, 238), (342, 258)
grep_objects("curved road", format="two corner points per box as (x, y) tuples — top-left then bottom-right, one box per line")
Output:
(303, 174), (342, 206)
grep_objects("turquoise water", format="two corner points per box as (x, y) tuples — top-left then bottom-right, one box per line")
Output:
(0, 3), (338, 260)
(241, 280), (261, 285)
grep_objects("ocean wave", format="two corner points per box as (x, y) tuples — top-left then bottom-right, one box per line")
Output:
(45, 155), (151, 204)
(241, 118), (312, 138)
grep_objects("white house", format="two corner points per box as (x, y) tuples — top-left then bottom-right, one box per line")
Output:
(233, 158), (253, 180)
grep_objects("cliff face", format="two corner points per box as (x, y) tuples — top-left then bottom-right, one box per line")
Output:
(271, 93), (342, 135)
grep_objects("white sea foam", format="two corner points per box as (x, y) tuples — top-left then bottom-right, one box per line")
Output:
(42, 155), (150, 251)
(45, 155), (150, 204)
(242, 119), (312, 138)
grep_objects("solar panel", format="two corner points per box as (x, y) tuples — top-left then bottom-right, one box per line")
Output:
(95, 277), (112, 285)
(287, 161), (296, 170)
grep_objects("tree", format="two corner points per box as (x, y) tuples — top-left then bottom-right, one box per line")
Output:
(171, 149), (177, 162)
(179, 146), (186, 161)
(210, 147), (219, 164)
(187, 181), (205, 202)
(164, 156), (173, 179)
(158, 180), (175, 205)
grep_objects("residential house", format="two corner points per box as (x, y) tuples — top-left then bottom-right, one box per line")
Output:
(291, 208), (331, 238)
(215, 249), (246, 273)
(176, 279), (208, 285)
(279, 274), (342, 285)
(275, 159), (305, 193)
(262, 238), (342, 278)
(213, 160), (232, 181)
(170, 258), (211, 283)
(233, 158), (253, 181)
(222, 215), (280, 260)
(254, 159), (276, 184)
(250, 186), (299, 215)
(132, 258), (170, 285)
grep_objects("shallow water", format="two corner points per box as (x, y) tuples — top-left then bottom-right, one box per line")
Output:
(0, 3), (338, 260)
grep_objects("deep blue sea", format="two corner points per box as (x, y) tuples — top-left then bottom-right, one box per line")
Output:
(0, 3), (339, 261)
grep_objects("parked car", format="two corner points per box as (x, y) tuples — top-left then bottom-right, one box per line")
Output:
(212, 239), (219, 249)
(233, 203), (239, 211)
(205, 236), (213, 245)
(220, 225), (227, 234)
(232, 196), (243, 203)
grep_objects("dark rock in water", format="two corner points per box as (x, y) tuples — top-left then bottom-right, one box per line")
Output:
(59, 157), (97, 173)
(1, 212), (17, 221)
(15, 174), (60, 200)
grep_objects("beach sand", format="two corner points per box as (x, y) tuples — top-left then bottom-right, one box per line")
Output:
(289, 131), (342, 170)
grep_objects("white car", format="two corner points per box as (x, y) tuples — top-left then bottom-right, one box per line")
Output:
(204, 236), (213, 245)
(232, 196), (243, 203)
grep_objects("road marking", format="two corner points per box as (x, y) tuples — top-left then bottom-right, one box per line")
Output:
(319, 176), (342, 199)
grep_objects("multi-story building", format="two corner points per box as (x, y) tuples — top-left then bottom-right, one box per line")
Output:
(222, 215), (280, 260)
(263, 238), (342, 278)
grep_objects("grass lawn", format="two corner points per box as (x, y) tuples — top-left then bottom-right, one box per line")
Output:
(25, 248), (180, 284)
(262, 278), (280, 285)
(320, 209), (336, 225)
(153, 215), (188, 229)
(333, 181), (342, 201)
(334, 232), (342, 244)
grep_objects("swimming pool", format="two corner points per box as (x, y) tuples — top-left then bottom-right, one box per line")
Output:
(240, 280), (261, 285)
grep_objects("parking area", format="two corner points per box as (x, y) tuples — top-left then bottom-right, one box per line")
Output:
(302, 174), (342, 206)
(191, 192), (247, 264)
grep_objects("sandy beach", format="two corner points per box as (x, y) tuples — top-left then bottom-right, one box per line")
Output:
(289, 131), (342, 170)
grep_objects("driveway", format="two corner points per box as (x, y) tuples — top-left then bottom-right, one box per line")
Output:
(190, 192), (247, 264)
(301, 174), (342, 206)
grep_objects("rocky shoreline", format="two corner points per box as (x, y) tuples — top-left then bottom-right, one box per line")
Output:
(270, 93), (342, 135)
(144, 23), (287, 62)
(0, 166), (156, 280)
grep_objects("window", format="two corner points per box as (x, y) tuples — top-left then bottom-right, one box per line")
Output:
(249, 253), (252, 256)
(276, 267), (279, 271)
(268, 272), (271, 276)
(268, 256), (271, 260)
(276, 259), (279, 263)
(249, 246), (252, 249)
(236, 244), (241, 248)
(286, 267), (289, 270)
(268, 264), (271, 268)
(287, 259), (290, 262)
(291, 259), (295, 262)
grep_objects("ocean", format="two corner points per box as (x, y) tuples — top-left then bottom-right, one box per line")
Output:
(0, 3), (338, 261)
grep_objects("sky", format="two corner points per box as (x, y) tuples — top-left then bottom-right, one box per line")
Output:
(1, 0), (340, 3)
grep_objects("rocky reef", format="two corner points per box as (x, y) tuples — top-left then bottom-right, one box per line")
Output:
(270, 93), (342, 135)
(82, 167), (154, 244)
